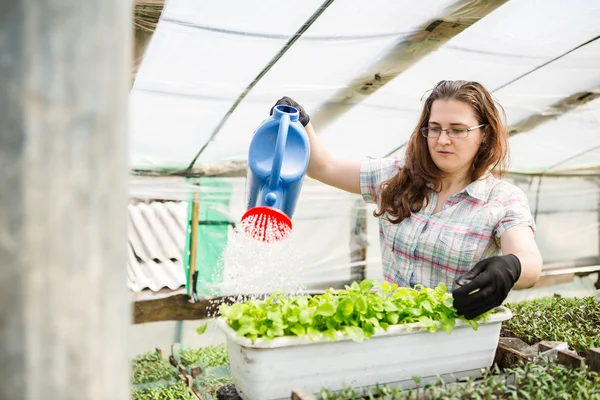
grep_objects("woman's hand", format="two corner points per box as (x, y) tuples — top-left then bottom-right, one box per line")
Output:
(452, 254), (521, 319)
(271, 96), (310, 126)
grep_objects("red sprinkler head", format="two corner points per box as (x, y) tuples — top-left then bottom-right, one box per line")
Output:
(240, 206), (292, 243)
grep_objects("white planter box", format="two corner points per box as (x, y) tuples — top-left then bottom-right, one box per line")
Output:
(216, 306), (512, 400)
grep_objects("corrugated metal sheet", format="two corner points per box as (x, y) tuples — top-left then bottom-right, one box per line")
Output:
(128, 201), (188, 292)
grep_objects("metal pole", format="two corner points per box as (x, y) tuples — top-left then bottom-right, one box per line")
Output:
(188, 185), (201, 300)
(0, 1), (131, 399)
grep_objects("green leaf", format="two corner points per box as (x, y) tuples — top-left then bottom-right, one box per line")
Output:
(421, 300), (433, 313)
(381, 281), (391, 292)
(296, 296), (308, 308)
(435, 283), (447, 296)
(387, 313), (399, 325)
(287, 315), (298, 322)
(384, 301), (398, 312)
(290, 324), (306, 336)
(408, 307), (421, 315)
(228, 303), (245, 320)
(326, 318), (337, 331)
(196, 323), (207, 335)
(443, 296), (455, 308)
(299, 309), (313, 324)
(345, 326), (364, 343)
(463, 318), (479, 331)
(307, 327), (321, 341)
(267, 311), (281, 321)
(316, 303), (336, 317)
(418, 316), (438, 333)
(323, 329), (337, 341)
(338, 298), (354, 317)
(360, 280), (374, 292)
(363, 322), (375, 337)
(237, 323), (257, 337)
(355, 295), (368, 314)
(350, 281), (361, 291)
(441, 316), (455, 334)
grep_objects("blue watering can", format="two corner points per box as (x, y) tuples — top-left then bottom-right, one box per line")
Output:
(241, 104), (310, 241)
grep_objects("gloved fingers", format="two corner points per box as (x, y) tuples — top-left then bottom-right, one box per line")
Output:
(455, 274), (473, 287)
(459, 295), (500, 320)
(453, 258), (490, 289)
(276, 96), (295, 106)
(270, 96), (310, 126)
(453, 281), (496, 309)
(452, 268), (493, 299)
(270, 97), (294, 115)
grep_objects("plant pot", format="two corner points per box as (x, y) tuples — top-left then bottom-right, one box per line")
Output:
(216, 306), (512, 400)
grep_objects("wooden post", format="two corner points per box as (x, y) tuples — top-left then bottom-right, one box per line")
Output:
(0, 2), (131, 400)
(188, 186), (201, 299)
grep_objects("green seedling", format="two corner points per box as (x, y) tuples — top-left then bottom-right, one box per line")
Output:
(178, 344), (229, 367)
(132, 351), (177, 385)
(219, 280), (494, 343)
(196, 323), (208, 335)
(316, 356), (600, 399)
(132, 380), (195, 400)
(502, 296), (600, 358)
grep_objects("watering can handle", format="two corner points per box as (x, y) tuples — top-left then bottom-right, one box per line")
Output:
(268, 112), (289, 191)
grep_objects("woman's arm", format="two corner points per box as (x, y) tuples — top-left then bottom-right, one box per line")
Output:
(303, 122), (362, 195)
(272, 97), (362, 194)
(500, 225), (543, 289)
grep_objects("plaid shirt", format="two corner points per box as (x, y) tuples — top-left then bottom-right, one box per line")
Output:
(360, 157), (536, 291)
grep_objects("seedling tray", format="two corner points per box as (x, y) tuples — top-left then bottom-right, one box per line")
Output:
(132, 379), (199, 400)
(494, 337), (600, 372)
(132, 348), (181, 390)
(171, 343), (230, 376)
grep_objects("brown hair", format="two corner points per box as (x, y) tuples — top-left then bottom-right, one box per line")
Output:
(374, 80), (509, 224)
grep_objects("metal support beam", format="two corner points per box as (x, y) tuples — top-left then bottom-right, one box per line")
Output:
(310, 0), (508, 131)
(509, 90), (600, 136)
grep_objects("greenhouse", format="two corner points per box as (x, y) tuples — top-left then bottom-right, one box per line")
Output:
(1, 0), (599, 400)
(125, 0), (600, 398)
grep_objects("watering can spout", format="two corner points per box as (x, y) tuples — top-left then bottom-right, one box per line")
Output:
(242, 104), (310, 242)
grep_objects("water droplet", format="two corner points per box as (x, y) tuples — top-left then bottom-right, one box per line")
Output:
(202, 214), (307, 313)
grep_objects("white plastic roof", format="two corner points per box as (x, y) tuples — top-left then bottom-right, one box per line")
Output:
(130, 0), (600, 175)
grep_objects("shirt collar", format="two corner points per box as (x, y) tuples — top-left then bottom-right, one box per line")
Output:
(464, 172), (493, 202)
(426, 172), (493, 202)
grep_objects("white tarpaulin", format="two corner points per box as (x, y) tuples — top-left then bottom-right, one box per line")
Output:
(129, 0), (600, 286)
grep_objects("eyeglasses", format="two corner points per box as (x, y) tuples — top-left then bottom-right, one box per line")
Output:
(420, 124), (486, 139)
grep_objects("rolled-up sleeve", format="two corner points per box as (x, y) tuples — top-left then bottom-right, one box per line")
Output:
(494, 185), (536, 239)
(360, 157), (404, 205)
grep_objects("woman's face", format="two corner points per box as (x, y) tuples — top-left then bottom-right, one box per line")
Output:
(426, 99), (485, 179)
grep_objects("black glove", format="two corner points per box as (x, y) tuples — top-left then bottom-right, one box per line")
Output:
(452, 254), (521, 320)
(270, 96), (310, 127)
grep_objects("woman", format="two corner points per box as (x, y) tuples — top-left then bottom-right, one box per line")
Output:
(271, 80), (543, 320)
